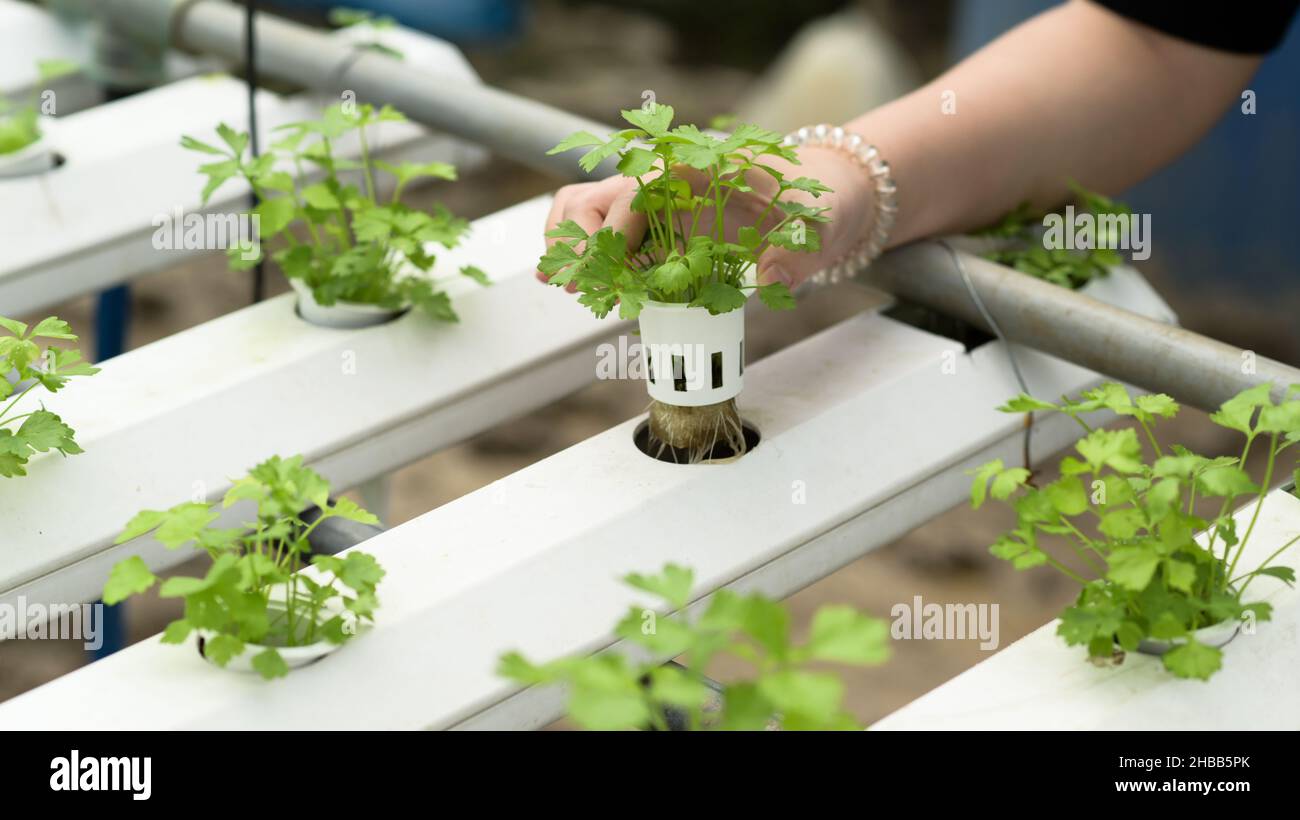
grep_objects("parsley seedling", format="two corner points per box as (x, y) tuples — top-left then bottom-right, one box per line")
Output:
(103, 455), (386, 680)
(971, 382), (1300, 680)
(0, 59), (77, 157)
(539, 102), (830, 319)
(183, 103), (487, 322)
(0, 315), (98, 478)
(978, 182), (1131, 289)
(499, 564), (890, 730)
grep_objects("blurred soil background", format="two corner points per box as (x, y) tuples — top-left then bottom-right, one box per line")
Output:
(3, 0), (1297, 725)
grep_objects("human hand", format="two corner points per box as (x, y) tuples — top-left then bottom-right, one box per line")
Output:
(537, 141), (875, 291)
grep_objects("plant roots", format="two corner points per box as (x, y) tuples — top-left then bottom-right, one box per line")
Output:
(647, 399), (747, 463)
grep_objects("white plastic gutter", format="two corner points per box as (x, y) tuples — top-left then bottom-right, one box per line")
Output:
(873, 488), (1300, 730)
(0, 269), (1175, 727)
(0, 195), (624, 612)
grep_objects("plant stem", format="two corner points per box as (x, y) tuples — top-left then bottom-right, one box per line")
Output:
(1226, 432), (1278, 589)
(1234, 532), (1300, 595)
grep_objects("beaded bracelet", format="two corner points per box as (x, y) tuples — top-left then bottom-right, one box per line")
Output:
(783, 124), (898, 285)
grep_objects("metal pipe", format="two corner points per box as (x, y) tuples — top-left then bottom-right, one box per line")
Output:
(301, 506), (384, 556)
(95, 0), (1300, 412)
(864, 242), (1300, 411)
(97, 0), (619, 178)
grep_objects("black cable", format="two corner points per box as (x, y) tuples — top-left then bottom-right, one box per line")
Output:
(245, 0), (265, 303)
(938, 238), (1036, 472)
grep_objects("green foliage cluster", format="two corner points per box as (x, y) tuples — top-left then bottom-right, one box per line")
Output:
(0, 316), (98, 478)
(979, 183), (1133, 289)
(184, 103), (487, 321)
(499, 564), (890, 730)
(0, 59), (77, 156)
(539, 102), (828, 319)
(971, 382), (1300, 679)
(104, 455), (386, 680)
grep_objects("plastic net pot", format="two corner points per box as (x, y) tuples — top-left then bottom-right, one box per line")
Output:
(637, 300), (745, 407)
(291, 279), (408, 329)
(195, 599), (345, 673)
(198, 631), (342, 672)
(1135, 617), (1241, 657)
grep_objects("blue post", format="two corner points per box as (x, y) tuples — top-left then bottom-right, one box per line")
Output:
(90, 284), (131, 659)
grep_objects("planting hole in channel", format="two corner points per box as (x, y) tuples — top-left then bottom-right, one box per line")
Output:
(632, 418), (761, 464)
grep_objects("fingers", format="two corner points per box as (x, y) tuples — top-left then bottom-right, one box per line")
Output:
(757, 246), (816, 289)
(600, 177), (648, 251)
(539, 177), (640, 292)
(538, 184), (585, 284)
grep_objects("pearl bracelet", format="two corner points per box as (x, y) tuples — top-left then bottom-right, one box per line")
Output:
(783, 124), (898, 285)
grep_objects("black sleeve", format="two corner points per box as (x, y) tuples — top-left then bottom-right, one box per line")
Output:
(1092, 0), (1300, 54)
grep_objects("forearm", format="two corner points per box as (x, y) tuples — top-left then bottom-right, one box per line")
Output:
(848, 0), (1261, 247)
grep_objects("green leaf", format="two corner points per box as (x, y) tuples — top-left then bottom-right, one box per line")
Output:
(1209, 383), (1273, 435)
(806, 605), (890, 665)
(497, 651), (550, 685)
(616, 147), (658, 177)
(215, 123), (249, 158)
(716, 682), (774, 730)
(1196, 465), (1258, 498)
(16, 411), (80, 454)
(1135, 393), (1180, 419)
(737, 225), (762, 250)
(1162, 640), (1222, 681)
(28, 317), (76, 340)
(329, 496), (380, 526)
(115, 510), (167, 544)
(1098, 507), (1145, 540)
(645, 665), (711, 710)
(36, 58), (79, 82)
(201, 633), (245, 667)
(253, 196), (297, 236)
(757, 282), (796, 311)
(154, 502), (220, 549)
(251, 648), (289, 680)
(0, 316), (27, 337)
(375, 159), (457, 186)
(160, 619), (193, 645)
(784, 176), (834, 196)
(180, 135), (227, 156)
(460, 265), (490, 286)
(1246, 566), (1296, 586)
(301, 183), (341, 210)
(1164, 559), (1196, 593)
(102, 556), (158, 605)
(577, 136), (629, 174)
(1107, 547), (1160, 591)
(1045, 476), (1089, 516)
(992, 467), (1031, 501)
(690, 282), (746, 315)
(1076, 428), (1144, 474)
(545, 220), (588, 241)
(546, 131), (605, 156)
(969, 459), (1004, 509)
(624, 564), (693, 610)
(620, 103), (674, 137)
(756, 669), (843, 726)
(1115, 621), (1143, 651)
